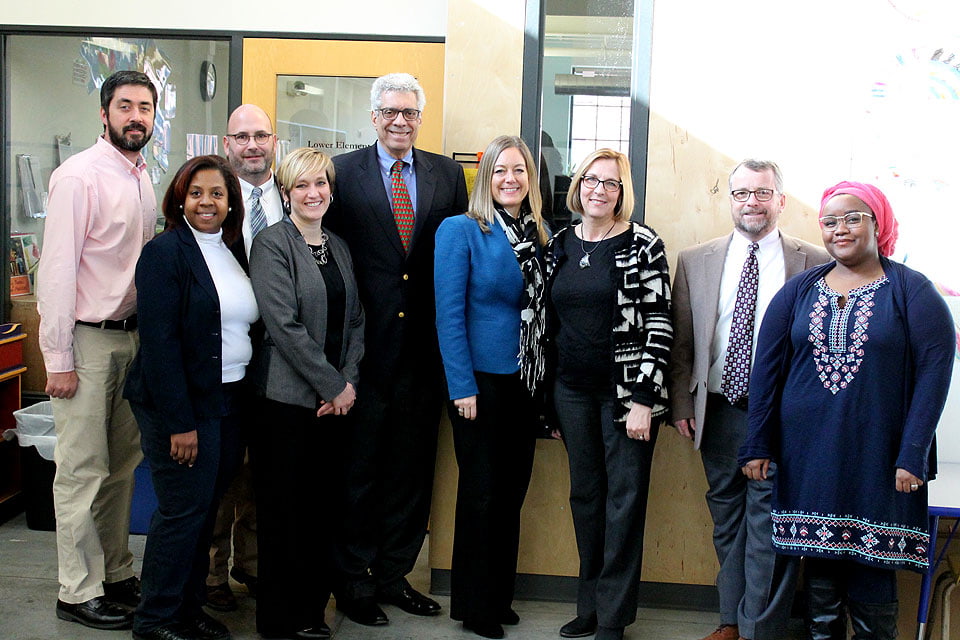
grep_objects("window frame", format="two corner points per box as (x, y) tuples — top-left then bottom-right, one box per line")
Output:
(520, 0), (654, 223)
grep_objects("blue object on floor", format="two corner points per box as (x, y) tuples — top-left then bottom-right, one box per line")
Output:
(130, 460), (157, 535)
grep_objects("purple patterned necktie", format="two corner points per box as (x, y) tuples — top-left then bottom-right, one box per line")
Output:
(390, 161), (415, 252)
(721, 242), (759, 404)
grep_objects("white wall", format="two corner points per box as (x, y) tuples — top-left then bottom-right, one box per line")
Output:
(649, 0), (960, 291)
(2, 0), (448, 38)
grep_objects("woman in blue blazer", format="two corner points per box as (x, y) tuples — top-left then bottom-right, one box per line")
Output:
(124, 155), (258, 640)
(434, 135), (549, 639)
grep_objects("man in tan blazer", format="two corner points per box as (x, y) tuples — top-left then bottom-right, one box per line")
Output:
(669, 159), (830, 640)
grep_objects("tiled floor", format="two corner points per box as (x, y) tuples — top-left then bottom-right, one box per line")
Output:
(0, 513), (803, 639)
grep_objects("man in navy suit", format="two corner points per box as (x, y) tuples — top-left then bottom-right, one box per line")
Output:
(325, 72), (467, 627)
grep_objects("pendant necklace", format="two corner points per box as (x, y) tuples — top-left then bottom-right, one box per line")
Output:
(578, 221), (617, 269)
(308, 232), (329, 266)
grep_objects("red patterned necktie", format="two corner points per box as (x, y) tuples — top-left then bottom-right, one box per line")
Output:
(390, 160), (415, 252)
(721, 242), (760, 404)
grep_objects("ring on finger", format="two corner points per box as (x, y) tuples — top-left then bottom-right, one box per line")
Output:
(910, 483), (919, 490)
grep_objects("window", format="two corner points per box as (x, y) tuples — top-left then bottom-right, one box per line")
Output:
(5, 33), (231, 286)
(523, 0), (652, 226)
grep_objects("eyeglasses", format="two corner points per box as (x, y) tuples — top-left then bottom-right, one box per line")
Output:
(225, 132), (273, 145)
(376, 108), (421, 121)
(730, 188), (776, 202)
(581, 175), (622, 192)
(818, 211), (875, 230)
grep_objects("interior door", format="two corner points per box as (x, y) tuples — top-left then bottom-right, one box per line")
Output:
(241, 38), (447, 156)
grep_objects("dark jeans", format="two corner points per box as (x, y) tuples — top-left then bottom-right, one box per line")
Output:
(251, 397), (337, 635)
(449, 371), (537, 625)
(554, 380), (657, 628)
(131, 384), (246, 633)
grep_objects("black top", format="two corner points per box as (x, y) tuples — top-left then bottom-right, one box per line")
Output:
(309, 244), (346, 374)
(550, 228), (632, 389)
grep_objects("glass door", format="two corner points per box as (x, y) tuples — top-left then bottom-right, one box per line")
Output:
(241, 38), (447, 158)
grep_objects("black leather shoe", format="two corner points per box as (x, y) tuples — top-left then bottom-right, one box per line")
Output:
(452, 609), (519, 625)
(560, 613), (598, 638)
(56, 597), (133, 630)
(294, 622), (331, 639)
(205, 583), (237, 612)
(103, 576), (141, 609)
(338, 597), (389, 626)
(229, 567), (258, 598)
(187, 610), (231, 640)
(132, 623), (199, 640)
(378, 584), (441, 616)
(463, 619), (505, 639)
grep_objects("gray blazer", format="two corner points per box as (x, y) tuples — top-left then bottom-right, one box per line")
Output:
(249, 216), (364, 409)
(668, 231), (830, 449)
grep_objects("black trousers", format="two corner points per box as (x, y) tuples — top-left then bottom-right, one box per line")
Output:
(131, 385), (246, 634)
(251, 398), (337, 635)
(448, 371), (537, 625)
(333, 357), (443, 600)
(554, 380), (657, 629)
(805, 558), (897, 604)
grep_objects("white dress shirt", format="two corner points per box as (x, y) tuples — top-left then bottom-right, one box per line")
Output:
(239, 174), (284, 258)
(708, 229), (786, 393)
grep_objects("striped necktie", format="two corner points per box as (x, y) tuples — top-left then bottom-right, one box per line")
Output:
(390, 161), (415, 252)
(721, 242), (759, 404)
(250, 186), (267, 238)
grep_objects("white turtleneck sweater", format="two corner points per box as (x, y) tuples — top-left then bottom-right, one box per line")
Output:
(187, 223), (260, 383)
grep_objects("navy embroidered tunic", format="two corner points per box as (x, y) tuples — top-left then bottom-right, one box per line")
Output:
(739, 258), (955, 572)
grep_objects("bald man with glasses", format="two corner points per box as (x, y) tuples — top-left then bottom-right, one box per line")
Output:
(203, 104), (283, 612)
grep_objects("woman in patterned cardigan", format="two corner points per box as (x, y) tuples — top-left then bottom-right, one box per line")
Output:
(544, 148), (672, 640)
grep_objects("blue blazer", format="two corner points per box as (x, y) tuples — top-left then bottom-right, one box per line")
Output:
(434, 214), (528, 400)
(124, 224), (248, 434)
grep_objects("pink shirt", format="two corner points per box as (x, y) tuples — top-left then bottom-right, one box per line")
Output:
(37, 136), (157, 373)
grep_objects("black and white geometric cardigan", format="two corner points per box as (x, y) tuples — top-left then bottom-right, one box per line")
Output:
(544, 221), (673, 425)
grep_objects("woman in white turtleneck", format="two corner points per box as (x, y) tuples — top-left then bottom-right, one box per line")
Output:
(124, 155), (258, 640)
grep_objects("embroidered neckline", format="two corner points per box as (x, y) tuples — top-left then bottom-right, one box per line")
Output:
(809, 276), (889, 394)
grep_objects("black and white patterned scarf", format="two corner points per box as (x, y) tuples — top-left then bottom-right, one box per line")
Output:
(495, 206), (546, 393)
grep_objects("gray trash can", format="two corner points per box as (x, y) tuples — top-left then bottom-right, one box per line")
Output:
(5, 402), (56, 530)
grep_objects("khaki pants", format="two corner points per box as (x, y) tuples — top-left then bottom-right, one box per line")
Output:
(207, 452), (258, 585)
(52, 325), (142, 603)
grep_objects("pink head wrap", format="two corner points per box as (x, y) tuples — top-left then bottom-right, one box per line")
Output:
(819, 181), (899, 257)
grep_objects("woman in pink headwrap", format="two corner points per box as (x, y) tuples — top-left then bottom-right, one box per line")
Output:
(738, 181), (955, 639)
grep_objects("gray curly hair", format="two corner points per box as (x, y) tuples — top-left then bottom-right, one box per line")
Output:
(370, 73), (426, 112)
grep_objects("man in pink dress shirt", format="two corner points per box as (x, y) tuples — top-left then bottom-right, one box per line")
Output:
(37, 70), (158, 631)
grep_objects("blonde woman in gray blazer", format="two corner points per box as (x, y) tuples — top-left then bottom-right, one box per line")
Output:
(248, 147), (364, 640)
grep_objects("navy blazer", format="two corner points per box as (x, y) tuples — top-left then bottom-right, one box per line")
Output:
(434, 214), (527, 400)
(124, 224), (250, 434)
(325, 144), (468, 389)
